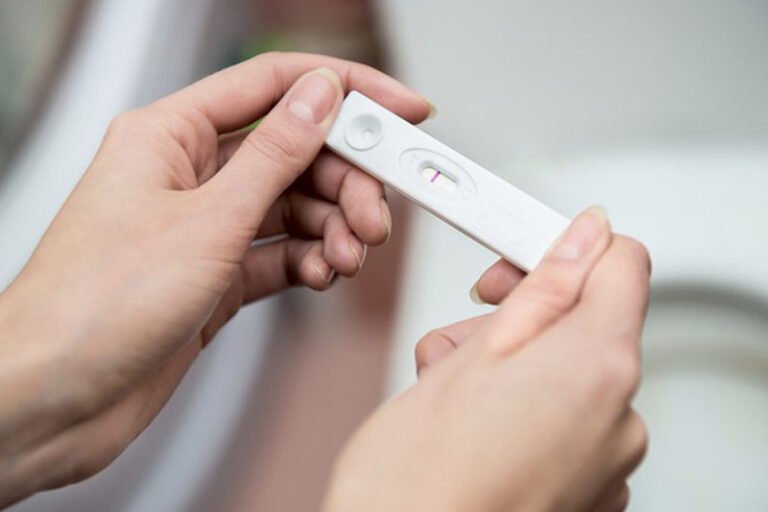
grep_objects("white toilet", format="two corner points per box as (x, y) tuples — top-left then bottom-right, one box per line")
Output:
(379, 1), (768, 509)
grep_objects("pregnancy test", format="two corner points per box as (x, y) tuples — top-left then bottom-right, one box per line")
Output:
(325, 91), (570, 272)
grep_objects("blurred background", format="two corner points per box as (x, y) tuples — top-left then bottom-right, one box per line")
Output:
(1, 1), (767, 511)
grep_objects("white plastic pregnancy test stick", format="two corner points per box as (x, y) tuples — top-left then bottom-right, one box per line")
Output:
(325, 91), (570, 272)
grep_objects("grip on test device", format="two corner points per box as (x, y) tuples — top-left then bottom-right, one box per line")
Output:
(325, 91), (569, 272)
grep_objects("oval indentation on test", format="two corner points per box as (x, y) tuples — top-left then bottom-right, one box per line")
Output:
(399, 148), (476, 198)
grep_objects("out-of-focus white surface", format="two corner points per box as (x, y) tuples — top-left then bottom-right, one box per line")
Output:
(633, 287), (768, 510)
(2, 1), (273, 511)
(379, 0), (768, 163)
(379, 0), (768, 509)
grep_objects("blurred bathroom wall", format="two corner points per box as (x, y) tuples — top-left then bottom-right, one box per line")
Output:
(0, 0), (85, 174)
(380, 0), (768, 164)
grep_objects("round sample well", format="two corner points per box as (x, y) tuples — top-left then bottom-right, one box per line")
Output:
(345, 113), (384, 151)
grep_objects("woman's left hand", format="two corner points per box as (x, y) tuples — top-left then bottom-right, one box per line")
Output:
(325, 210), (650, 512)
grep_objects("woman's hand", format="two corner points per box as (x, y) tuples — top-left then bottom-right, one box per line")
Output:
(0, 52), (430, 506)
(325, 208), (651, 512)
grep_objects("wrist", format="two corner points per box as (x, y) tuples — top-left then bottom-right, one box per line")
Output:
(0, 276), (88, 433)
(0, 278), (84, 505)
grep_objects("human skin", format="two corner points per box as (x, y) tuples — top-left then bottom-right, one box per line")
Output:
(0, 52), (430, 507)
(324, 209), (651, 512)
(0, 50), (650, 511)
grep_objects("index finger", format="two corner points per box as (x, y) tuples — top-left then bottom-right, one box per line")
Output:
(471, 259), (526, 305)
(158, 52), (432, 132)
(415, 314), (492, 376)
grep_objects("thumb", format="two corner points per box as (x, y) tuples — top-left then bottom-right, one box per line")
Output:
(209, 67), (344, 227)
(483, 206), (612, 356)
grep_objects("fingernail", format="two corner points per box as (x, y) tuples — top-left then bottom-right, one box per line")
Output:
(469, 282), (485, 304)
(379, 198), (392, 241)
(349, 237), (367, 270)
(424, 97), (438, 119)
(549, 206), (609, 261)
(287, 68), (342, 124)
(314, 264), (336, 285)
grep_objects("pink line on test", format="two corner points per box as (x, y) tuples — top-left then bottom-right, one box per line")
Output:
(430, 169), (441, 182)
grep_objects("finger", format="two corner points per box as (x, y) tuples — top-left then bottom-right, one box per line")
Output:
(591, 482), (630, 512)
(613, 410), (648, 478)
(207, 68), (344, 231)
(240, 238), (336, 303)
(590, 412), (647, 511)
(256, 193), (365, 276)
(484, 206), (613, 356)
(301, 151), (391, 245)
(257, 192), (338, 238)
(469, 259), (526, 305)
(574, 236), (652, 347)
(415, 315), (491, 376)
(217, 128), (251, 169)
(162, 51), (431, 132)
(322, 210), (367, 277)
(219, 139), (392, 246)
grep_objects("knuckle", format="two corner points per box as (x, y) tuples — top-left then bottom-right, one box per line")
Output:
(356, 62), (378, 78)
(617, 236), (652, 276)
(259, 50), (286, 62)
(246, 128), (304, 167)
(633, 416), (650, 456)
(592, 347), (641, 400)
(414, 336), (432, 368)
(625, 412), (649, 467)
(415, 329), (456, 365)
(615, 484), (631, 511)
(425, 328), (457, 349)
(518, 272), (576, 314)
(106, 109), (148, 136)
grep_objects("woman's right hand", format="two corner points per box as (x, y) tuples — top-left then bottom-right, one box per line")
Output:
(0, 52), (430, 507)
(325, 208), (651, 512)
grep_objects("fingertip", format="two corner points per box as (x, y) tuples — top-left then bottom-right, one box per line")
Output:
(314, 66), (344, 93)
(474, 260), (525, 305)
(286, 67), (343, 126)
(356, 198), (390, 246)
(349, 236), (367, 272)
(313, 265), (336, 290)
(469, 283), (485, 305)
(378, 198), (392, 244)
(546, 205), (611, 262)
(415, 336), (455, 377)
(346, 197), (390, 247)
(324, 215), (365, 277)
(424, 96), (437, 120)
(360, 76), (433, 124)
(404, 95), (434, 124)
(335, 168), (391, 245)
(299, 243), (335, 291)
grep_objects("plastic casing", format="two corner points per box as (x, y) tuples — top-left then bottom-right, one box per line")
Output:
(325, 91), (569, 271)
